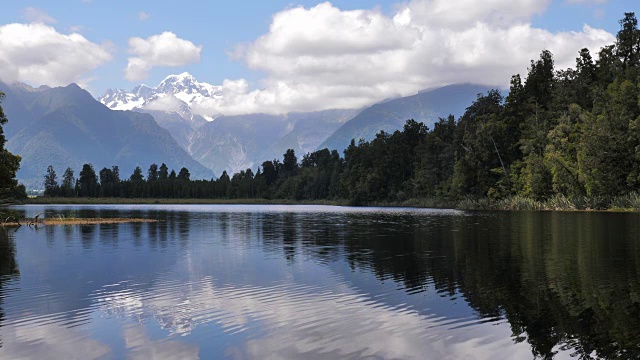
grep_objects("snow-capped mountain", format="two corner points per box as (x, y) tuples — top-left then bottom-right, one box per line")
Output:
(98, 73), (223, 153)
(99, 72), (222, 119)
(97, 73), (488, 179)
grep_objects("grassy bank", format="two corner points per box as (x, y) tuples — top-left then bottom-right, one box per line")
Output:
(456, 194), (640, 212)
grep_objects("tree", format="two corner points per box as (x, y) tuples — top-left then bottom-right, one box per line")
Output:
(544, 105), (586, 197)
(61, 167), (75, 197)
(178, 167), (190, 180)
(579, 80), (638, 195)
(129, 166), (144, 197)
(574, 48), (597, 110)
(78, 164), (98, 197)
(0, 92), (23, 202)
(130, 166), (144, 182)
(99, 167), (117, 197)
(44, 165), (59, 196)
(111, 166), (120, 183)
(261, 160), (277, 186)
(452, 90), (508, 198)
(148, 164), (159, 181)
(283, 149), (298, 176)
(616, 12), (640, 67)
(159, 163), (168, 180)
(218, 171), (230, 197)
(525, 50), (555, 109)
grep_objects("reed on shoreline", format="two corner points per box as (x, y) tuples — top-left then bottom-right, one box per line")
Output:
(456, 193), (640, 212)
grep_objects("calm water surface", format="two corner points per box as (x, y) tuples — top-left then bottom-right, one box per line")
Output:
(0, 205), (639, 359)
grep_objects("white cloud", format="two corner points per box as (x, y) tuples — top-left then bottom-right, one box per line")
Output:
(138, 11), (150, 21)
(143, 94), (184, 112)
(23, 7), (57, 24)
(0, 23), (112, 87)
(195, 0), (615, 116)
(125, 32), (202, 82)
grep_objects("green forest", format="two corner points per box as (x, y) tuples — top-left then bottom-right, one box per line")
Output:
(39, 13), (640, 209)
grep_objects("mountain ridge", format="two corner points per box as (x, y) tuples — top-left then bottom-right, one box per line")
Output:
(1, 82), (214, 189)
(319, 83), (493, 152)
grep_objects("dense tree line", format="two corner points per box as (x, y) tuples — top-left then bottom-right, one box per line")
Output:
(44, 13), (640, 205)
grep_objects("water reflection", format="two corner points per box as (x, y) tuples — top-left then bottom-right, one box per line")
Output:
(1, 205), (639, 359)
(0, 229), (19, 349)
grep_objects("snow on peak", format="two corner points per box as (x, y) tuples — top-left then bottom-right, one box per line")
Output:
(98, 88), (144, 111)
(98, 73), (222, 118)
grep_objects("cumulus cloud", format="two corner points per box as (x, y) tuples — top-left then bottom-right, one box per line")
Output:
(143, 94), (184, 112)
(195, 0), (615, 116)
(23, 7), (57, 24)
(0, 23), (112, 87)
(125, 32), (201, 81)
(138, 11), (150, 21)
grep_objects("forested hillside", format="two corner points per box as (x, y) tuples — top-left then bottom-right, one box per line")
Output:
(42, 13), (640, 209)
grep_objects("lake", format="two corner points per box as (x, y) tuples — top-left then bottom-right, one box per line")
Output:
(0, 205), (639, 359)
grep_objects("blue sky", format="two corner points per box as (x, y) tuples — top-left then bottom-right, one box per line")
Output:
(0, 0), (634, 114)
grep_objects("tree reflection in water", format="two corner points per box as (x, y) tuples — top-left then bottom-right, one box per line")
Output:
(331, 211), (640, 359)
(0, 229), (19, 349)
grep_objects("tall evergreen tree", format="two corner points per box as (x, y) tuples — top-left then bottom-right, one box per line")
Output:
(178, 167), (190, 180)
(78, 164), (98, 197)
(130, 166), (144, 182)
(159, 163), (168, 180)
(99, 167), (117, 197)
(61, 167), (75, 197)
(44, 165), (59, 196)
(283, 149), (298, 177)
(616, 12), (640, 67)
(111, 166), (120, 183)
(148, 164), (159, 181)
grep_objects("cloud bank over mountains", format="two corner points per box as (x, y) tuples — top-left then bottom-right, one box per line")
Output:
(0, 0), (617, 115)
(203, 0), (613, 115)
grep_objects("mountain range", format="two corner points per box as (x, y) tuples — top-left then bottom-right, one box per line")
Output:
(0, 72), (493, 189)
(0, 81), (214, 189)
(98, 74), (490, 176)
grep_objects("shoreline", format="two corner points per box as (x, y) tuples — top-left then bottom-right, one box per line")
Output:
(14, 195), (640, 213)
(22, 197), (346, 206)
